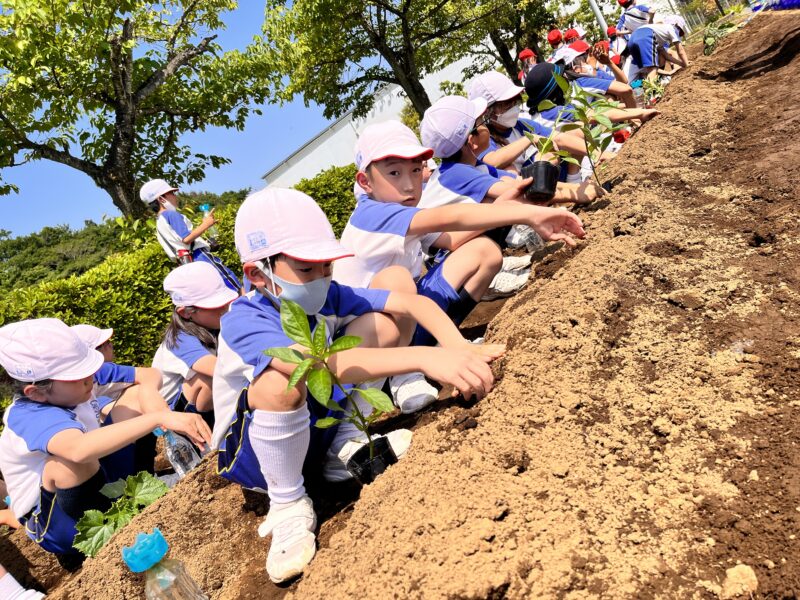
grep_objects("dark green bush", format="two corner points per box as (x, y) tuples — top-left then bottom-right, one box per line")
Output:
(294, 164), (357, 237)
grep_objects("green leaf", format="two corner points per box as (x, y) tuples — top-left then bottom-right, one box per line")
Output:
(559, 123), (582, 132)
(594, 114), (614, 130)
(560, 156), (581, 166)
(264, 347), (305, 364)
(314, 416), (341, 429)
(105, 498), (135, 529)
(286, 358), (314, 391)
(312, 318), (327, 357)
(307, 367), (338, 410)
(280, 299), (313, 348)
(600, 136), (613, 152)
(554, 72), (569, 93)
(328, 335), (362, 354)
(100, 479), (126, 499)
(355, 386), (395, 414)
(124, 471), (169, 507)
(536, 99), (556, 111)
(73, 510), (115, 558)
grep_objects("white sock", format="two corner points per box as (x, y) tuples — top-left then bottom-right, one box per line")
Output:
(565, 170), (583, 184)
(328, 382), (379, 455)
(248, 406), (310, 505)
(0, 572), (44, 600)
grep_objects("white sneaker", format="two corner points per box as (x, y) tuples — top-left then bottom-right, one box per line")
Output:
(483, 270), (530, 301)
(322, 429), (413, 482)
(258, 495), (317, 583)
(501, 254), (532, 273)
(390, 372), (438, 414)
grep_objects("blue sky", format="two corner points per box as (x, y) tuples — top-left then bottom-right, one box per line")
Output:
(2, 4), (331, 237)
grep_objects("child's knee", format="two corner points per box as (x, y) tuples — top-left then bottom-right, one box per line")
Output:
(370, 265), (416, 294)
(472, 237), (503, 272)
(42, 456), (100, 492)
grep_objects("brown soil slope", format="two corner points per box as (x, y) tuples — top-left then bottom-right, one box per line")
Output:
(3, 10), (799, 599)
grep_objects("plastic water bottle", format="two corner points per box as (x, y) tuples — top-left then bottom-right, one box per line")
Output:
(631, 79), (645, 108)
(198, 203), (219, 243)
(154, 428), (201, 478)
(122, 528), (208, 600)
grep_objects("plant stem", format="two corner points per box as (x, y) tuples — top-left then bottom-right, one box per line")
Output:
(584, 136), (603, 188)
(327, 366), (375, 460)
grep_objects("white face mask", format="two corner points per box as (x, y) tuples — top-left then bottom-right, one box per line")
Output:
(256, 260), (331, 315)
(494, 105), (521, 128)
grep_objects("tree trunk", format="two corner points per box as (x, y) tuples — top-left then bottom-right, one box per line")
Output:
(489, 30), (519, 81)
(97, 168), (145, 219)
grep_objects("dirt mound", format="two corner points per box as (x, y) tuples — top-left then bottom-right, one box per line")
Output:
(3, 11), (800, 599)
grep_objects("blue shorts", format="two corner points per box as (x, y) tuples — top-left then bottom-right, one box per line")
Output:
(22, 443), (137, 554)
(412, 260), (460, 346)
(192, 248), (241, 292)
(575, 76), (613, 96)
(216, 385), (347, 492)
(629, 28), (659, 69)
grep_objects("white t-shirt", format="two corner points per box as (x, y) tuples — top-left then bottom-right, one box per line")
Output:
(152, 332), (214, 407)
(155, 209), (210, 261)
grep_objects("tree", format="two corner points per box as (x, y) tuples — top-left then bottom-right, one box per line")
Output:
(261, 0), (501, 119)
(0, 1), (272, 217)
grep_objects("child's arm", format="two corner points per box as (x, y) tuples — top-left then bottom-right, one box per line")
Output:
(408, 182), (586, 245)
(481, 136), (534, 170)
(47, 410), (210, 464)
(181, 210), (217, 245)
(132, 366), (171, 413)
(190, 355), (216, 377)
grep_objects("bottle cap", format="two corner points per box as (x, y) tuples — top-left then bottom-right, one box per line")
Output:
(122, 528), (169, 573)
(153, 427), (165, 437)
(199, 203), (211, 212)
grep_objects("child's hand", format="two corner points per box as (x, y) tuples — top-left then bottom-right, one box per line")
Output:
(528, 207), (586, 247)
(201, 208), (217, 227)
(465, 343), (506, 361)
(422, 347), (498, 400)
(496, 177), (533, 204)
(159, 411), (212, 448)
(592, 44), (611, 65)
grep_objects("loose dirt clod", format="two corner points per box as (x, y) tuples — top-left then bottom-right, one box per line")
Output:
(719, 564), (758, 599)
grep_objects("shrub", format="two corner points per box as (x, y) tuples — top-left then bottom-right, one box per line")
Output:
(294, 163), (358, 237)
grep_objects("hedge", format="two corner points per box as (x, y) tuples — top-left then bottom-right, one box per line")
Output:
(0, 163), (358, 410)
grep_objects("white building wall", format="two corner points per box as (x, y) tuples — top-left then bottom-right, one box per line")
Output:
(262, 57), (474, 188)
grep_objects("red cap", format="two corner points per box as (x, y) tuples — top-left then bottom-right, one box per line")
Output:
(547, 29), (563, 46)
(569, 40), (591, 54)
(611, 54), (621, 65)
(519, 48), (535, 60)
(564, 28), (579, 42)
(613, 129), (631, 144)
(618, 0), (633, 5)
(607, 26), (617, 36)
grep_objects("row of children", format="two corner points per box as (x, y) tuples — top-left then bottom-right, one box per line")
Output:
(0, 20), (682, 584)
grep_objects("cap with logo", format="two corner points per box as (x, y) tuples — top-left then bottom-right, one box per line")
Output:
(71, 324), (114, 349)
(420, 96), (489, 159)
(139, 179), (178, 204)
(163, 262), (239, 309)
(234, 188), (353, 264)
(0, 318), (104, 382)
(354, 121), (433, 171)
(468, 71), (523, 106)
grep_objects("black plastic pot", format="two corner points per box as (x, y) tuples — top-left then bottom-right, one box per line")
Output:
(345, 436), (398, 485)
(521, 161), (559, 202)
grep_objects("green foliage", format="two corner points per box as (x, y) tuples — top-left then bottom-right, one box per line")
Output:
(265, 299), (395, 460)
(73, 471), (168, 557)
(294, 164), (358, 238)
(400, 101), (421, 137)
(0, 1), (273, 215)
(703, 21), (737, 55)
(642, 79), (665, 105)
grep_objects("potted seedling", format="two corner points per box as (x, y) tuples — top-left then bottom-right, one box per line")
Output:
(520, 100), (575, 201)
(642, 78), (665, 107)
(264, 299), (397, 485)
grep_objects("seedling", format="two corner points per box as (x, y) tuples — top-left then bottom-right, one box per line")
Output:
(264, 299), (395, 461)
(642, 78), (665, 106)
(73, 471), (169, 557)
(524, 72), (624, 188)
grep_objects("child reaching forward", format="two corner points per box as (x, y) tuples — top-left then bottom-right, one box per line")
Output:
(211, 187), (514, 583)
(0, 319), (210, 555)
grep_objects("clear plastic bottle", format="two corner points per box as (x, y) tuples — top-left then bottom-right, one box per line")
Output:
(198, 203), (219, 244)
(154, 428), (201, 478)
(122, 528), (208, 600)
(631, 79), (645, 108)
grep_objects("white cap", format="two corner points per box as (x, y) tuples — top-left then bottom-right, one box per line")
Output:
(139, 179), (178, 204)
(0, 318), (104, 382)
(420, 96), (489, 159)
(164, 262), (239, 308)
(71, 324), (113, 349)
(663, 15), (687, 34)
(354, 121), (433, 171)
(468, 71), (523, 106)
(234, 188), (353, 264)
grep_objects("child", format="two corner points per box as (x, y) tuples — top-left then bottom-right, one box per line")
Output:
(616, 0), (656, 37)
(0, 564), (43, 600)
(627, 16), (689, 81)
(563, 28), (580, 44)
(211, 187), (510, 583)
(525, 62), (660, 129)
(152, 261), (238, 428)
(468, 70), (589, 179)
(546, 29), (564, 62)
(0, 318), (210, 555)
(139, 178), (242, 292)
(518, 48), (537, 83)
(562, 41), (636, 108)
